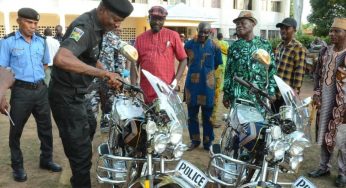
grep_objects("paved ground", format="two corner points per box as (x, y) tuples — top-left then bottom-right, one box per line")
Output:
(0, 78), (339, 187)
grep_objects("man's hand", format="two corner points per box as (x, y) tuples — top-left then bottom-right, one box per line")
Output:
(170, 79), (177, 89)
(0, 97), (9, 115)
(223, 99), (230, 108)
(0, 67), (15, 89)
(104, 72), (122, 89)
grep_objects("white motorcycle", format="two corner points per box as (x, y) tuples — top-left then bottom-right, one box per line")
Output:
(96, 70), (209, 188)
(207, 50), (315, 188)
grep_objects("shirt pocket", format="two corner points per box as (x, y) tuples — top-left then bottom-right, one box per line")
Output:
(11, 48), (25, 68)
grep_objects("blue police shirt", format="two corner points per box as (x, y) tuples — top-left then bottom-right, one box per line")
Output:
(0, 31), (50, 83)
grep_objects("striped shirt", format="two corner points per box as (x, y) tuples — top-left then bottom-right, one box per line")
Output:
(135, 28), (187, 103)
(275, 39), (306, 92)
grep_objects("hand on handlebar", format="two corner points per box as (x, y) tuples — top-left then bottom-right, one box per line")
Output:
(104, 72), (122, 89)
(223, 99), (230, 108)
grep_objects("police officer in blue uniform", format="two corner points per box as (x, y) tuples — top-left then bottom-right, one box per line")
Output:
(49, 0), (133, 187)
(0, 8), (62, 182)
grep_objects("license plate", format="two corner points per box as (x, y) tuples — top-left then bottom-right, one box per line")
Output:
(293, 176), (316, 188)
(175, 160), (208, 188)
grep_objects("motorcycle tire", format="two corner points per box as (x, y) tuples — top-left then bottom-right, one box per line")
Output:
(220, 126), (239, 159)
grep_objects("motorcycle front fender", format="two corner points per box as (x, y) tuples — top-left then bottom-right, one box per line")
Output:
(128, 174), (193, 188)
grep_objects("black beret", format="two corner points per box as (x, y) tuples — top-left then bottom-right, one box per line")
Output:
(102, 0), (134, 18)
(18, 8), (40, 21)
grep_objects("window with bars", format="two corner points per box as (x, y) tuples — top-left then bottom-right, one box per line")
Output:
(0, 25), (6, 38)
(260, 29), (267, 39)
(271, 0), (281, 12)
(12, 25), (57, 36)
(233, 0), (253, 10)
(120, 27), (136, 44)
(268, 30), (280, 39)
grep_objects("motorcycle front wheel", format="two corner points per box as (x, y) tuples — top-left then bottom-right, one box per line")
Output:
(220, 126), (239, 159)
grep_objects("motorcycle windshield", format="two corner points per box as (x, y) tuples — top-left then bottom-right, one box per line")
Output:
(273, 75), (311, 140)
(142, 70), (187, 127)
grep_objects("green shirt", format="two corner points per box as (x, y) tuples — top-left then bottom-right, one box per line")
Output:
(223, 36), (277, 107)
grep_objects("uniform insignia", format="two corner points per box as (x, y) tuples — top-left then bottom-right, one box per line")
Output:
(69, 27), (84, 42)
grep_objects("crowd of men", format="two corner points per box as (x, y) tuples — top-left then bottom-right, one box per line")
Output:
(0, 0), (345, 187)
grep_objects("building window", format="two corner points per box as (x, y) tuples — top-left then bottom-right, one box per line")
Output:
(212, 0), (221, 8)
(271, 0), (281, 12)
(0, 25), (5, 38)
(233, 0), (252, 10)
(121, 27), (137, 43)
(261, 0), (268, 11)
(260, 29), (267, 39)
(268, 30), (280, 39)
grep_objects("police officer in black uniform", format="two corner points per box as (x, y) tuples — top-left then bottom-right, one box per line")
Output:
(48, 0), (133, 187)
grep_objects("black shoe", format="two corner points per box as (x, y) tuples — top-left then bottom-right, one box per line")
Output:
(336, 175), (346, 187)
(308, 168), (330, 178)
(40, 161), (62, 172)
(187, 143), (200, 151)
(12, 168), (27, 182)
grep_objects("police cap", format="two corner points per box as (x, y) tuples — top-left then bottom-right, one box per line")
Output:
(102, 0), (134, 18)
(18, 8), (40, 21)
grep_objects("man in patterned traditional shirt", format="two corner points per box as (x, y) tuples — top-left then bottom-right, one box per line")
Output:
(86, 28), (130, 136)
(184, 22), (222, 151)
(131, 6), (187, 103)
(273, 18), (306, 110)
(223, 11), (277, 110)
(308, 18), (346, 187)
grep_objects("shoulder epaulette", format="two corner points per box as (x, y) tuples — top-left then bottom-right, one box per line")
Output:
(3, 32), (15, 39)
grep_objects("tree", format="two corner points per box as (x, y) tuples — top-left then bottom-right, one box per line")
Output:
(308, 0), (346, 36)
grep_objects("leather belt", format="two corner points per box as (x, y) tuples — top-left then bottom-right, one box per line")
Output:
(14, 79), (45, 90)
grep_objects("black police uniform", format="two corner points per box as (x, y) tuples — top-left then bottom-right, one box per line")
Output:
(49, 0), (133, 186)
(48, 9), (102, 188)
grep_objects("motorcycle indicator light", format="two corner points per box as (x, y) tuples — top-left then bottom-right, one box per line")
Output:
(146, 120), (157, 135)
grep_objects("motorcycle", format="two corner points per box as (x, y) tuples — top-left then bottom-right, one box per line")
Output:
(96, 69), (203, 188)
(207, 49), (314, 188)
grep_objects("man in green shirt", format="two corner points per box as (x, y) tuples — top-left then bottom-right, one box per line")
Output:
(223, 11), (277, 111)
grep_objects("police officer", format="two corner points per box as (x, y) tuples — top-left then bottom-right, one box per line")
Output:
(49, 0), (133, 187)
(0, 8), (62, 182)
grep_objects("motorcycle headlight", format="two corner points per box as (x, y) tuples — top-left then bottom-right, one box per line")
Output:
(269, 140), (289, 161)
(289, 145), (304, 156)
(169, 121), (183, 145)
(146, 120), (157, 135)
(271, 126), (282, 140)
(289, 155), (304, 172)
(287, 131), (311, 148)
(154, 134), (169, 154)
(173, 144), (188, 158)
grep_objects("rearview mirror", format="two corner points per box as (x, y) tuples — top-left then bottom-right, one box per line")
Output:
(252, 49), (271, 69)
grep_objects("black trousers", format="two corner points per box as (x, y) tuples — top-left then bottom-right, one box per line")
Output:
(9, 84), (53, 169)
(48, 81), (92, 188)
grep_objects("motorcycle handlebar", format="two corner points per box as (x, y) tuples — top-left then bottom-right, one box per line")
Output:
(117, 78), (143, 93)
(233, 76), (271, 100)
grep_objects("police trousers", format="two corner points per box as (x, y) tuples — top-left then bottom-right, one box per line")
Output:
(49, 81), (92, 188)
(9, 83), (53, 169)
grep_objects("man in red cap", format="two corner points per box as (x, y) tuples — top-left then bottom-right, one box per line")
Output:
(131, 6), (187, 103)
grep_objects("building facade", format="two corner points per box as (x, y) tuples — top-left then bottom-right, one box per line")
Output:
(0, 0), (290, 41)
